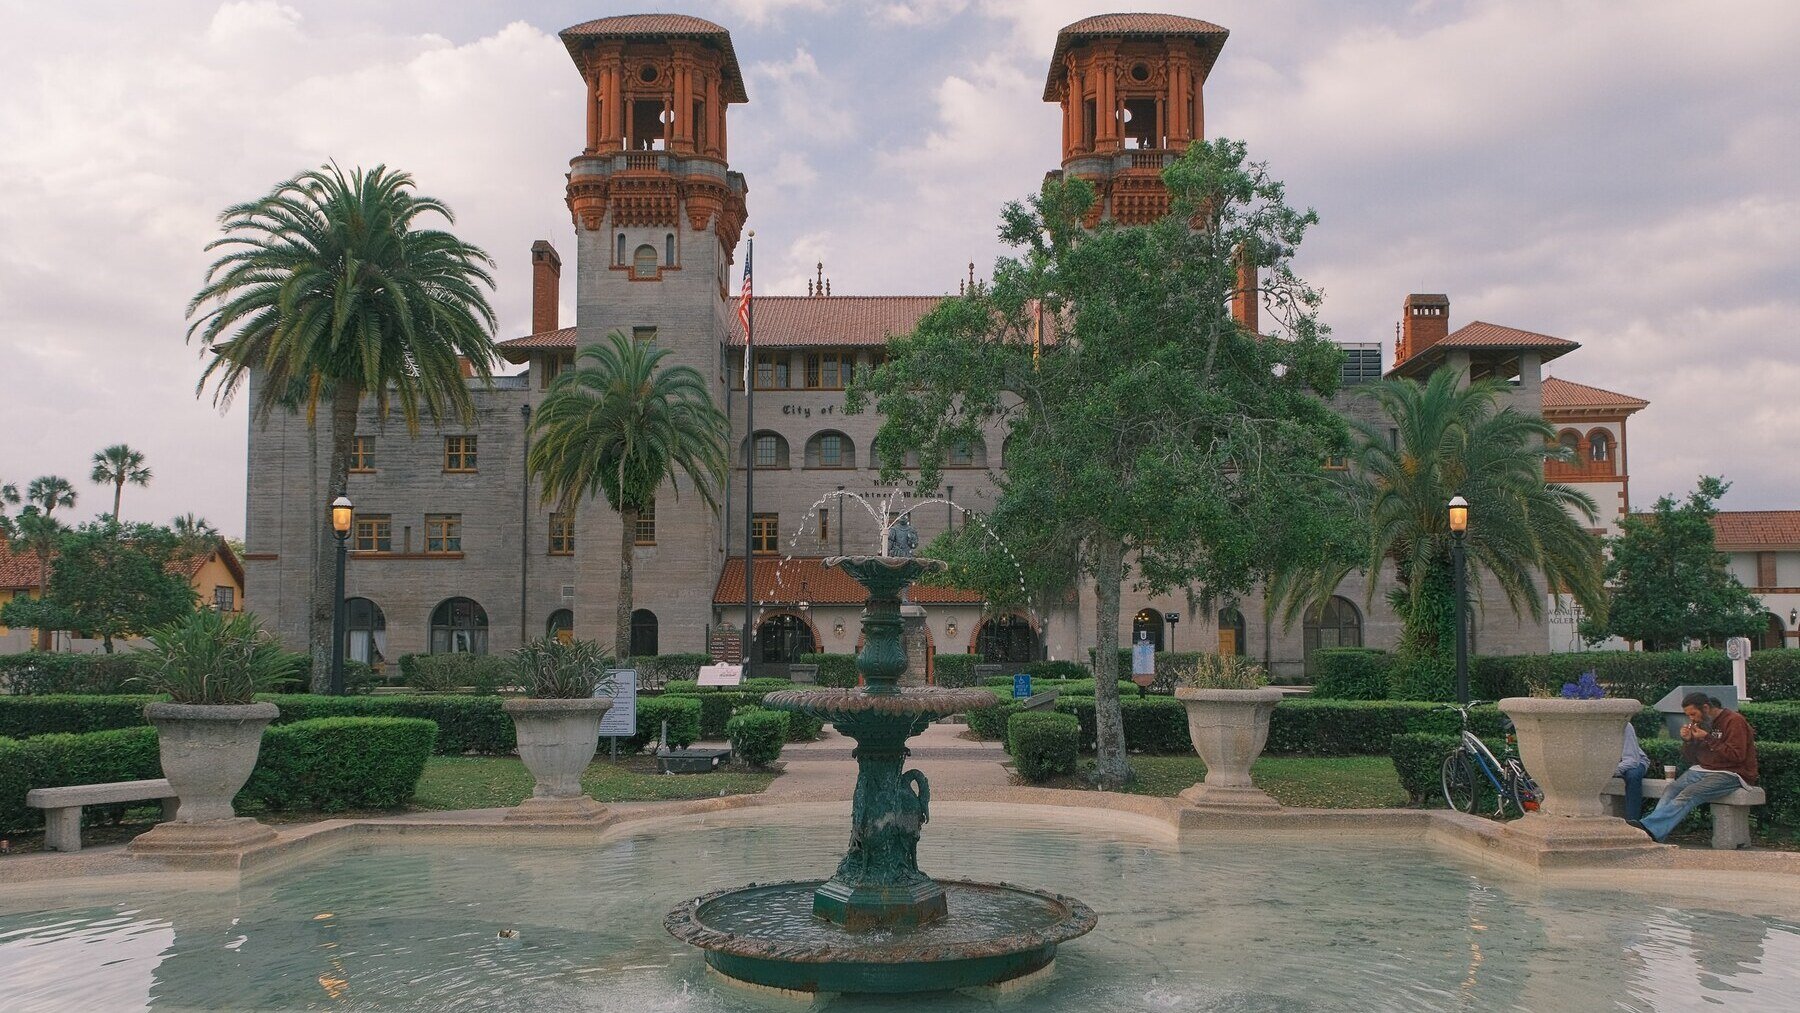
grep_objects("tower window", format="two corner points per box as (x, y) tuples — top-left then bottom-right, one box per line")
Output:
(632, 100), (666, 150)
(639, 64), (659, 84)
(665, 234), (675, 266)
(633, 245), (659, 279)
(616, 234), (626, 265)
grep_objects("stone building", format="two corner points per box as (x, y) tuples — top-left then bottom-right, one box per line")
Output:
(242, 12), (1630, 678)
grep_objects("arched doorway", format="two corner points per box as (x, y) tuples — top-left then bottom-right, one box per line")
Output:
(1132, 609), (1164, 652)
(757, 613), (818, 664)
(1758, 613), (1786, 651)
(976, 614), (1039, 664)
(1218, 607), (1246, 656)
(430, 597), (489, 654)
(546, 608), (573, 645)
(344, 597), (386, 667)
(630, 609), (659, 657)
(1302, 596), (1362, 675)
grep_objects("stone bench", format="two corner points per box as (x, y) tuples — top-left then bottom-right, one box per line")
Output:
(26, 779), (177, 853)
(1603, 776), (1766, 850)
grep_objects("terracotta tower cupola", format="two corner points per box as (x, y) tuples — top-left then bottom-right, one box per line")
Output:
(1043, 13), (1229, 224)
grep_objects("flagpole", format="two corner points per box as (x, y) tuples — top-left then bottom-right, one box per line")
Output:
(741, 232), (755, 667)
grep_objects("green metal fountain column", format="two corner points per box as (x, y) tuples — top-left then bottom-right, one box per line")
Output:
(812, 557), (945, 930)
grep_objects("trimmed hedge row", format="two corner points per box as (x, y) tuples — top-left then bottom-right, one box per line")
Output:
(1474, 650), (1800, 703)
(1007, 711), (1080, 782)
(625, 653), (714, 690)
(725, 709), (788, 767)
(398, 653), (507, 694)
(965, 700), (1022, 740)
(979, 677), (1141, 698)
(933, 654), (977, 687)
(1, 717), (436, 833)
(1309, 649), (1393, 700)
(796, 653), (861, 688)
(1742, 702), (1800, 744)
(0, 653), (148, 695)
(0, 694), (162, 739)
(1052, 696), (1192, 754)
(622, 696), (701, 752)
(1644, 738), (1800, 833)
(661, 683), (823, 743)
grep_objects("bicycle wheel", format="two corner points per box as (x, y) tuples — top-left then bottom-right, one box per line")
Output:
(1441, 749), (1478, 813)
(1502, 760), (1539, 817)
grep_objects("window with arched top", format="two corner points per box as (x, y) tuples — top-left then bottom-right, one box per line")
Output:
(616, 234), (626, 265)
(1302, 596), (1362, 674)
(804, 431), (856, 469)
(745, 431), (789, 469)
(633, 244), (658, 279)
(1557, 430), (1581, 458)
(1132, 609), (1165, 651)
(1588, 430), (1611, 463)
(976, 614), (1039, 663)
(665, 234), (675, 266)
(946, 439), (988, 468)
(757, 613), (818, 664)
(430, 597), (489, 655)
(344, 597), (387, 666)
(629, 609), (659, 657)
(546, 608), (573, 645)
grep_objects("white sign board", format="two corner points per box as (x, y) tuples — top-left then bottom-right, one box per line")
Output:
(1132, 637), (1155, 677)
(1726, 637), (1751, 701)
(596, 668), (637, 738)
(696, 663), (744, 687)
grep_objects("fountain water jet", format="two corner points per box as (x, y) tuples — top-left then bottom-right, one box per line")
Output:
(664, 553), (1095, 994)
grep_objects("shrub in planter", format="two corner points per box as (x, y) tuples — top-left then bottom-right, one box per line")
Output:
(240, 717), (437, 812)
(726, 708), (789, 767)
(1007, 711), (1079, 782)
(1309, 649), (1393, 700)
(798, 653), (861, 688)
(502, 639), (614, 819)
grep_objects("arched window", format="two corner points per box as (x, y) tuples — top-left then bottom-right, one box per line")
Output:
(1302, 596), (1362, 674)
(976, 614), (1039, 664)
(664, 233), (675, 266)
(630, 609), (659, 657)
(757, 613), (817, 664)
(1759, 613), (1786, 652)
(804, 430), (856, 469)
(745, 431), (789, 469)
(616, 233), (626, 265)
(1132, 608), (1164, 652)
(430, 597), (489, 654)
(633, 244), (659, 279)
(1557, 430), (1580, 459)
(946, 439), (988, 468)
(1218, 607), (1246, 657)
(344, 597), (387, 667)
(546, 608), (573, 645)
(1588, 430), (1611, 463)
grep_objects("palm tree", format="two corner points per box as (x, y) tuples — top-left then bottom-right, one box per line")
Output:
(1272, 371), (1605, 694)
(90, 444), (152, 522)
(528, 332), (729, 656)
(0, 482), (18, 540)
(10, 476), (76, 650)
(172, 513), (221, 560)
(187, 163), (498, 690)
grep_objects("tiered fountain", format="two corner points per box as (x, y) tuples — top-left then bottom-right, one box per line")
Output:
(665, 552), (1096, 995)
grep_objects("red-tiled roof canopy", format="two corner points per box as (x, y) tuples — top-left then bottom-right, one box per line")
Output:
(730, 296), (945, 348)
(1541, 376), (1649, 413)
(559, 15), (747, 102)
(0, 542), (40, 590)
(497, 326), (577, 364)
(1709, 512), (1800, 551)
(1390, 320), (1580, 378)
(1044, 13), (1230, 100)
(715, 557), (983, 607)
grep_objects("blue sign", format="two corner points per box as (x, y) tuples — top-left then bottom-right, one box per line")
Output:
(1132, 639), (1155, 677)
(1012, 673), (1032, 699)
(597, 668), (638, 738)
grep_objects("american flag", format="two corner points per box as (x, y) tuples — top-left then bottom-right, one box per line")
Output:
(738, 240), (753, 388)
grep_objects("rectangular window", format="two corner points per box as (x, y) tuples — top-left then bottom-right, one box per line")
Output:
(752, 513), (780, 554)
(755, 352), (790, 389)
(754, 434), (785, 469)
(1323, 455), (1349, 471)
(539, 352), (574, 389)
(213, 586), (235, 613)
(547, 513), (574, 555)
(804, 352), (849, 390)
(947, 442), (975, 467)
(635, 501), (657, 545)
(354, 515), (393, 552)
(632, 325), (658, 343)
(818, 433), (843, 468)
(818, 507), (830, 547)
(349, 435), (374, 472)
(444, 435), (477, 473)
(1339, 348), (1383, 386)
(425, 514), (462, 554)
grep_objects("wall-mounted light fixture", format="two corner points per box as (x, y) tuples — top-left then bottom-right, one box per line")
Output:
(834, 620), (845, 637)
(946, 619), (958, 637)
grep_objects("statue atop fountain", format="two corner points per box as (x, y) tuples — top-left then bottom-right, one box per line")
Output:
(884, 514), (919, 558)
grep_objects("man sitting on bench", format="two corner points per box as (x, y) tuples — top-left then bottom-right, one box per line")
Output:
(1633, 692), (1758, 842)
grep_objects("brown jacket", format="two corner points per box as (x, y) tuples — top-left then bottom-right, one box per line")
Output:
(1682, 707), (1759, 786)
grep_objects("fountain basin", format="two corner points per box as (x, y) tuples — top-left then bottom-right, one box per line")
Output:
(665, 878), (1097, 994)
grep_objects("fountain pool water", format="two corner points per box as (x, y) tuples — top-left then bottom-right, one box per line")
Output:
(4, 813), (1797, 1011)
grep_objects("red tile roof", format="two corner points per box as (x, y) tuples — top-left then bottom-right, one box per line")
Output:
(0, 542), (42, 590)
(730, 296), (945, 348)
(1709, 512), (1800, 551)
(497, 326), (577, 363)
(559, 16), (747, 103)
(1540, 376), (1649, 412)
(1045, 14), (1230, 100)
(714, 557), (983, 607)
(1390, 320), (1580, 377)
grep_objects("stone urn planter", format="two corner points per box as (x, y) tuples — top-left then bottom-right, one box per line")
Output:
(129, 701), (279, 854)
(1499, 696), (1659, 854)
(503, 697), (613, 822)
(1175, 687), (1285, 811)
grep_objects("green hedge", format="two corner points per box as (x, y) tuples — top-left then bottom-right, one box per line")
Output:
(0, 694), (162, 739)
(1310, 649), (1393, 700)
(625, 653), (714, 690)
(1472, 650), (1800, 703)
(0, 653), (148, 695)
(933, 654), (977, 687)
(0, 727), (162, 833)
(662, 678), (796, 696)
(662, 682), (821, 742)
(1388, 733), (1472, 807)
(1007, 711), (1080, 782)
(1742, 702), (1800, 744)
(966, 700), (1024, 740)
(1053, 697), (1192, 754)
(726, 709), (788, 767)
(240, 718), (435, 812)
(797, 653), (860, 688)
(264, 695), (513, 755)
(979, 676), (1140, 698)
(1026, 660), (1090, 681)
(622, 695), (701, 752)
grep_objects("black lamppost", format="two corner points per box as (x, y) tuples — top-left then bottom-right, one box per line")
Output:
(1448, 495), (1470, 705)
(329, 495), (353, 696)
(1164, 612), (1181, 652)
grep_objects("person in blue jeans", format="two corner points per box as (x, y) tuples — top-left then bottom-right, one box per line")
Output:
(1615, 721), (1651, 821)
(1634, 693), (1759, 843)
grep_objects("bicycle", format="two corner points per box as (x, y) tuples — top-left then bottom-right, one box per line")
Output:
(1439, 701), (1540, 819)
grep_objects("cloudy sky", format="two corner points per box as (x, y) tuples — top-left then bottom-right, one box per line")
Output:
(2, 0), (1795, 536)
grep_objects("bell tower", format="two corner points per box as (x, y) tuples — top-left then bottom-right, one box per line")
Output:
(557, 14), (750, 652)
(1043, 14), (1229, 225)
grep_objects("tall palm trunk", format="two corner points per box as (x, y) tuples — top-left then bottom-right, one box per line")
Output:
(111, 479), (123, 522)
(1090, 536), (1130, 787)
(309, 382), (361, 692)
(616, 504), (637, 658)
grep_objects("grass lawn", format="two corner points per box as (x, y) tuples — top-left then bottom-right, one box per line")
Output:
(1033, 754), (1410, 809)
(412, 755), (777, 811)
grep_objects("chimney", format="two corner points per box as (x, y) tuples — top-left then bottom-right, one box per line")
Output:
(1397, 293), (1449, 364)
(531, 240), (562, 334)
(1230, 249), (1258, 334)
